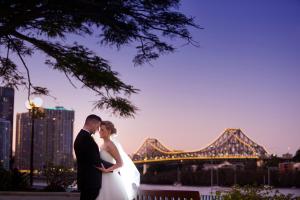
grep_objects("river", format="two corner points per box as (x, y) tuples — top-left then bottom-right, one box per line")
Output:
(33, 180), (300, 197)
(139, 184), (300, 196)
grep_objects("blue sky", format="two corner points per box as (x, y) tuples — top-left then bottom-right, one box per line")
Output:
(9, 0), (300, 155)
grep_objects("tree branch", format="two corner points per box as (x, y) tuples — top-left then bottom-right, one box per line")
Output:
(7, 35), (32, 100)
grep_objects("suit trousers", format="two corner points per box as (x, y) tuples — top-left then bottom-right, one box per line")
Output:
(80, 187), (100, 200)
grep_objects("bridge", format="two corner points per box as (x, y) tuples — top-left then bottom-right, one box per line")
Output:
(132, 128), (269, 164)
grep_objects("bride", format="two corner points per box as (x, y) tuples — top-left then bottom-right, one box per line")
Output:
(95, 121), (140, 200)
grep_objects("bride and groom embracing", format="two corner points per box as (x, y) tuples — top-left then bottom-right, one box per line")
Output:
(74, 115), (140, 200)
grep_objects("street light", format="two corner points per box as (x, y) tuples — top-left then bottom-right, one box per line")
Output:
(25, 97), (43, 109)
(25, 97), (43, 187)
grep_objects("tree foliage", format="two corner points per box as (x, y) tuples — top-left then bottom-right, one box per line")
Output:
(217, 186), (299, 200)
(293, 149), (300, 162)
(0, 168), (29, 191)
(43, 163), (75, 192)
(0, 0), (198, 117)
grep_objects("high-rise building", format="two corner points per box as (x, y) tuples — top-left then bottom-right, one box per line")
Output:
(0, 119), (10, 170)
(0, 87), (14, 169)
(15, 106), (74, 170)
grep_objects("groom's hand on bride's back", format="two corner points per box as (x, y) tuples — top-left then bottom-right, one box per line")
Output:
(94, 163), (113, 173)
(95, 164), (110, 173)
(94, 160), (114, 173)
(100, 159), (114, 168)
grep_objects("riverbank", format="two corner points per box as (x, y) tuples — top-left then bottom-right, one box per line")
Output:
(1, 184), (299, 200)
(139, 184), (300, 196)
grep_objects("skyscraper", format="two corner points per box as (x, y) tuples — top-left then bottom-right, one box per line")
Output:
(15, 106), (74, 170)
(0, 119), (10, 170)
(0, 87), (14, 169)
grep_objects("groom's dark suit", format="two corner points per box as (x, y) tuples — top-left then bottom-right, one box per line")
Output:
(74, 129), (112, 200)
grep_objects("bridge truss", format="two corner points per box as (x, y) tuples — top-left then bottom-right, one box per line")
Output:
(132, 129), (269, 164)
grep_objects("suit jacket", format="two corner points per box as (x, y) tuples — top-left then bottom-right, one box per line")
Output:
(74, 129), (113, 191)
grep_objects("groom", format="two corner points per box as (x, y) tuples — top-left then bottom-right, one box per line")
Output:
(74, 114), (113, 200)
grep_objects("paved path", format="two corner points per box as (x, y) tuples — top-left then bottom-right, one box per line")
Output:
(0, 192), (80, 200)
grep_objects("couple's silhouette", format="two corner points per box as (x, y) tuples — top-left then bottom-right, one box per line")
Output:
(74, 115), (140, 200)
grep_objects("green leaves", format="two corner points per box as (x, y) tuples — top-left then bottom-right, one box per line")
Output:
(94, 97), (139, 118)
(0, 0), (197, 117)
(0, 57), (26, 88)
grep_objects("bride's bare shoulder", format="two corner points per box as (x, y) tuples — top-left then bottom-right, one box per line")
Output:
(106, 140), (117, 150)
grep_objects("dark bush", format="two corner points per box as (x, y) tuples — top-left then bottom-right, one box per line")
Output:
(43, 164), (76, 192)
(0, 168), (29, 191)
(217, 186), (299, 200)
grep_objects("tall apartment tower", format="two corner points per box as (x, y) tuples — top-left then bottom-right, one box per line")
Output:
(0, 87), (14, 170)
(0, 119), (11, 170)
(15, 106), (74, 170)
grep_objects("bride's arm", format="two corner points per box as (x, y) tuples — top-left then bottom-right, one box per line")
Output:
(99, 142), (123, 173)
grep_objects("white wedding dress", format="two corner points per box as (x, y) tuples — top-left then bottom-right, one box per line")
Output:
(96, 139), (140, 200)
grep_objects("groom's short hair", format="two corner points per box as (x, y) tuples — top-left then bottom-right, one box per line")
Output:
(85, 114), (102, 124)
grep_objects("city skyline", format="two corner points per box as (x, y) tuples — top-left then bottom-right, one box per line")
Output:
(6, 0), (300, 156)
(15, 106), (74, 170)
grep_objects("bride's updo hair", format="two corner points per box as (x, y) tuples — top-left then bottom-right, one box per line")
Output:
(102, 121), (117, 135)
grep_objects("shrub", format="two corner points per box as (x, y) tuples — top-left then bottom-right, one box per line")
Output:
(0, 168), (29, 191)
(43, 164), (76, 192)
(217, 185), (300, 200)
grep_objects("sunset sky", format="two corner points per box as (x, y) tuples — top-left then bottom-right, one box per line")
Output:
(10, 0), (300, 156)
